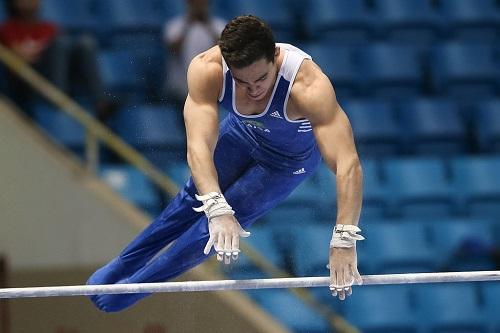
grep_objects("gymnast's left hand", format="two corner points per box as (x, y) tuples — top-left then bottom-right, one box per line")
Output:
(204, 215), (250, 264)
(328, 247), (363, 300)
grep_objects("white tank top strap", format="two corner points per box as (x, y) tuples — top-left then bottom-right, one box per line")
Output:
(276, 43), (311, 83)
(218, 56), (229, 102)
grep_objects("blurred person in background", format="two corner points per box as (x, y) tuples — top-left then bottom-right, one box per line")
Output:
(163, 0), (225, 108)
(0, 0), (112, 118)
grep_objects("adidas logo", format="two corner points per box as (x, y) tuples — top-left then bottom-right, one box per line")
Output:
(293, 168), (306, 175)
(270, 111), (283, 119)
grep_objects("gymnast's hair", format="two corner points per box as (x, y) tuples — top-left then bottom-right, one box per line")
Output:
(218, 15), (276, 69)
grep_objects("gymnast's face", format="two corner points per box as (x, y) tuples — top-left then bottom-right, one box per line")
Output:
(231, 48), (280, 102)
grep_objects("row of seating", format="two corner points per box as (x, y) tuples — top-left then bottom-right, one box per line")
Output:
(304, 41), (500, 99)
(277, 157), (500, 220)
(227, 219), (498, 278)
(5, 0), (497, 44)
(32, 96), (500, 162)
(341, 282), (500, 333)
(344, 98), (500, 156)
(94, 41), (500, 102)
(96, 156), (500, 220)
(302, 0), (500, 44)
(245, 283), (500, 333)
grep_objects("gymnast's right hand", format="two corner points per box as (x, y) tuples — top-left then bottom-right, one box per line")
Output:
(204, 215), (251, 264)
(193, 192), (250, 264)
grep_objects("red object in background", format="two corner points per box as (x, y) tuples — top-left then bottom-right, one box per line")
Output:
(0, 19), (58, 48)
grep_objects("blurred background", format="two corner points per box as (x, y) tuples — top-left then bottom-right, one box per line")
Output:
(0, 0), (500, 332)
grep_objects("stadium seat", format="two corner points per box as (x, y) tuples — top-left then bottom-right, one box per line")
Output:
(473, 99), (500, 153)
(110, 105), (186, 167)
(360, 159), (389, 219)
(263, 205), (319, 227)
(429, 219), (496, 271)
(362, 222), (436, 274)
(164, 162), (190, 187)
(304, 43), (360, 97)
(356, 43), (423, 98)
(33, 104), (86, 154)
(100, 165), (159, 214)
(303, 0), (372, 44)
(98, 50), (146, 101)
(343, 285), (417, 333)
(0, 2), (5, 21)
(40, 0), (100, 33)
(289, 224), (331, 276)
(398, 98), (468, 155)
(373, 0), (440, 44)
(481, 283), (500, 333)
(251, 289), (331, 333)
(224, 225), (287, 279)
(415, 283), (487, 333)
(430, 42), (498, 98)
(383, 158), (455, 218)
(342, 99), (400, 157)
(451, 157), (500, 217)
(438, 0), (499, 42)
(97, 0), (168, 32)
(225, 0), (296, 41)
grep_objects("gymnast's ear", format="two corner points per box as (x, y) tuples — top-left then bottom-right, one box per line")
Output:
(274, 46), (280, 61)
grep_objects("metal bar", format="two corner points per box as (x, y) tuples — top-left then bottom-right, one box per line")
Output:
(1, 271), (499, 299)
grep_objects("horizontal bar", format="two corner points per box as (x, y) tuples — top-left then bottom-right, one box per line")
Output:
(1, 271), (499, 299)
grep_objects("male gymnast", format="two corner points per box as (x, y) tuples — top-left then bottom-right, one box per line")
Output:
(87, 15), (364, 312)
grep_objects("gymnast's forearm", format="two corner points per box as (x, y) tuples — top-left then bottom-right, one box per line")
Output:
(334, 157), (363, 227)
(187, 142), (221, 195)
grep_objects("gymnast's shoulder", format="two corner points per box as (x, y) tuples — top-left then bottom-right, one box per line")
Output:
(187, 46), (224, 100)
(289, 58), (338, 119)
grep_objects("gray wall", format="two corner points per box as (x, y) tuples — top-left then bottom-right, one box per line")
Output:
(0, 100), (144, 269)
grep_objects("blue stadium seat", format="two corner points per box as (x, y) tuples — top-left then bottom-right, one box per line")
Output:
(439, 0), (499, 42)
(357, 43), (423, 98)
(473, 99), (500, 153)
(0, 2), (5, 21)
(342, 99), (400, 157)
(383, 158), (455, 218)
(33, 104), (86, 154)
(373, 0), (440, 44)
(224, 225), (287, 279)
(398, 98), (468, 155)
(415, 284), (486, 333)
(343, 285), (417, 333)
(225, 0), (296, 41)
(98, 50), (146, 101)
(430, 42), (498, 98)
(40, 0), (101, 33)
(97, 0), (167, 32)
(481, 283), (500, 333)
(263, 205), (319, 227)
(164, 162), (190, 187)
(251, 290), (331, 333)
(156, 0), (186, 20)
(429, 219), (496, 271)
(360, 159), (389, 219)
(304, 43), (360, 97)
(451, 157), (500, 217)
(362, 222), (436, 274)
(290, 224), (331, 276)
(110, 105), (186, 167)
(100, 165), (159, 214)
(303, 0), (372, 44)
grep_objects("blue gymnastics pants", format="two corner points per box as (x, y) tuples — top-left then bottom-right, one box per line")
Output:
(87, 117), (321, 312)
